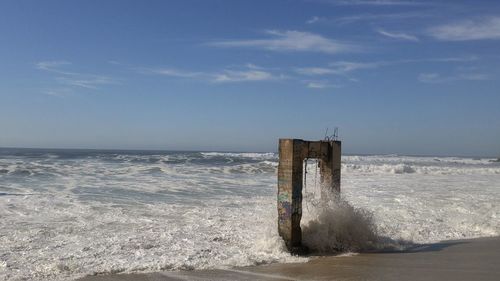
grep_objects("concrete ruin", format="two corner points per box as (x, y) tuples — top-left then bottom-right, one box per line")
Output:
(277, 139), (341, 253)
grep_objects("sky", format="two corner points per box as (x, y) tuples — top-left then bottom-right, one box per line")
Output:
(0, 0), (499, 156)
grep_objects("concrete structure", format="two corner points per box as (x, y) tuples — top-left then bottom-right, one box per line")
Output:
(277, 139), (341, 253)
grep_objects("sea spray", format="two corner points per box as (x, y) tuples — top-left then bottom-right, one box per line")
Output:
(301, 191), (379, 253)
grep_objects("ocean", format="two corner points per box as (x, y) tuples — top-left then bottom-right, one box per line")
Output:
(0, 148), (499, 280)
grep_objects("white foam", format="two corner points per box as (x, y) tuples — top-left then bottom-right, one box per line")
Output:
(342, 155), (500, 175)
(1, 153), (499, 280)
(0, 195), (300, 281)
(201, 152), (277, 160)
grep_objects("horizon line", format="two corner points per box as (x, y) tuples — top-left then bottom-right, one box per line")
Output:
(0, 146), (497, 159)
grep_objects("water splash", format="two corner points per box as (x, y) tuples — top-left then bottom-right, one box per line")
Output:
(302, 191), (379, 253)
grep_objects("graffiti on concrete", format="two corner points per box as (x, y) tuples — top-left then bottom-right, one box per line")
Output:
(278, 191), (291, 223)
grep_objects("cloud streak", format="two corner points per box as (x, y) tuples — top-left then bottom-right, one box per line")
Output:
(305, 80), (341, 89)
(418, 72), (491, 83)
(377, 29), (419, 41)
(296, 61), (382, 76)
(43, 88), (74, 98)
(306, 16), (322, 24)
(36, 61), (120, 93)
(212, 70), (282, 83)
(36, 61), (77, 75)
(295, 56), (479, 76)
(55, 76), (118, 89)
(428, 17), (500, 41)
(329, 12), (430, 25)
(326, 0), (425, 6)
(208, 30), (359, 54)
(144, 65), (284, 83)
(145, 68), (203, 78)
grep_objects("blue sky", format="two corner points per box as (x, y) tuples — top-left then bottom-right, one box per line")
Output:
(0, 0), (499, 156)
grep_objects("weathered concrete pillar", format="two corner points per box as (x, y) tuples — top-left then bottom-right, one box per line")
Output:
(320, 141), (341, 195)
(277, 139), (341, 253)
(277, 139), (305, 251)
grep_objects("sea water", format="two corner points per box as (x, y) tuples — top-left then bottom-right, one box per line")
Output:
(0, 148), (499, 280)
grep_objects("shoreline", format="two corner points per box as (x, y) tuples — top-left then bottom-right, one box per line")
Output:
(79, 236), (500, 281)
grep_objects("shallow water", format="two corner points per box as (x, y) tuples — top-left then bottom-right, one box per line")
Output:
(0, 148), (499, 280)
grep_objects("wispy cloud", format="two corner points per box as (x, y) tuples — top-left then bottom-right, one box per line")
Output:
(36, 61), (71, 70)
(245, 63), (264, 70)
(295, 55), (479, 76)
(36, 61), (76, 75)
(296, 67), (339, 75)
(425, 55), (478, 62)
(142, 64), (284, 83)
(207, 30), (359, 54)
(139, 55), (484, 88)
(377, 29), (419, 41)
(329, 12), (429, 25)
(326, 0), (425, 6)
(213, 70), (282, 83)
(306, 16), (323, 24)
(418, 73), (441, 83)
(418, 72), (491, 83)
(330, 61), (380, 72)
(55, 76), (118, 89)
(305, 80), (342, 89)
(144, 68), (203, 78)
(43, 88), (74, 98)
(428, 16), (500, 41)
(296, 61), (381, 76)
(459, 73), (491, 80)
(36, 61), (120, 91)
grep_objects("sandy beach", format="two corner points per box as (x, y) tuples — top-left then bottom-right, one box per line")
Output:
(79, 236), (500, 281)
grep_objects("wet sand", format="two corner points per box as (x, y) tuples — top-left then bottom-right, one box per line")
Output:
(79, 237), (500, 281)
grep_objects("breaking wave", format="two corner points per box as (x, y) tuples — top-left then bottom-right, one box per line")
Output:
(301, 185), (409, 253)
(302, 193), (379, 253)
(0, 149), (499, 280)
(343, 163), (500, 175)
